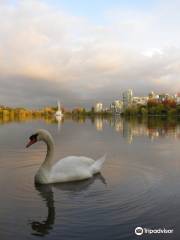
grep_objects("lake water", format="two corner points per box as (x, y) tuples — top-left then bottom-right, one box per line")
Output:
(0, 116), (180, 240)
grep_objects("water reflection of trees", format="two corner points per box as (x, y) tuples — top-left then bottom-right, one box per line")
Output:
(1, 115), (180, 142)
(102, 116), (180, 142)
(0, 114), (64, 125)
(75, 116), (180, 142)
(111, 117), (180, 142)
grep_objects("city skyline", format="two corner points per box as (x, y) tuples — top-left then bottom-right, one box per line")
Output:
(96, 89), (180, 113)
(0, 0), (180, 108)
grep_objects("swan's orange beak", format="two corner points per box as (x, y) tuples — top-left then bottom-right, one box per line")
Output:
(26, 139), (37, 148)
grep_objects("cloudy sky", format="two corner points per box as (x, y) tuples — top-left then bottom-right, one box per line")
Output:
(0, 0), (180, 108)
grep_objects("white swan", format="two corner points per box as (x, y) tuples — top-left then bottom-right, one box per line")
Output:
(26, 129), (106, 184)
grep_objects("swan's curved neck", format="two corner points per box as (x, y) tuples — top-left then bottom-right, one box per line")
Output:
(41, 135), (55, 171)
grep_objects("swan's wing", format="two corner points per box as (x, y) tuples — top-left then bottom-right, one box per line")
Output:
(53, 156), (95, 170)
(50, 156), (95, 182)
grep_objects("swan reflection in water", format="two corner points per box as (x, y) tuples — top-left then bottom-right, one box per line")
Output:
(30, 174), (106, 237)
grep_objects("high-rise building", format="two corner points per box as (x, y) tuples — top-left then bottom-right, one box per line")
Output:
(110, 100), (123, 114)
(122, 89), (133, 109)
(94, 102), (103, 112)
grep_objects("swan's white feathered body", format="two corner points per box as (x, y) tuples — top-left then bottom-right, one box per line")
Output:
(36, 155), (106, 184)
(49, 155), (105, 183)
(26, 129), (106, 184)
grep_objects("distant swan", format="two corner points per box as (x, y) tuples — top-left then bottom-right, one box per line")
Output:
(26, 129), (106, 184)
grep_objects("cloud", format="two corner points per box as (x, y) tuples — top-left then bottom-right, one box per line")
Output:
(0, 0), (179, 108)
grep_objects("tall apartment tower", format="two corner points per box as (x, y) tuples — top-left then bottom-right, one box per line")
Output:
(122, 89), (133, 109)
(94, 102), (103, 112)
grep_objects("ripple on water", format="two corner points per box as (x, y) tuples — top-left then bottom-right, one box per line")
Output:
(0, 148), (167, 240)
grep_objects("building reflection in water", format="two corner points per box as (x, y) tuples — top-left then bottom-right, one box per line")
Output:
(108, 116), (180, 143)
(109, 117), (123, 132)
(94, 117), (103, 131)
(0, 115), (179, 143)
(122, 120), (133, 144)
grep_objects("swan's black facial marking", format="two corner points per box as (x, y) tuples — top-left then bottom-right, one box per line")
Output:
(29, 133), (38, 141)
(26, 133), (38, 148)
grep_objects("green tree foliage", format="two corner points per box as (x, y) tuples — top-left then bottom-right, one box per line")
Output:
(124, 99), (179, 117)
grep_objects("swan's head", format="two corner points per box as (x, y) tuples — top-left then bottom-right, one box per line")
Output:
(26, 129), (53, 148)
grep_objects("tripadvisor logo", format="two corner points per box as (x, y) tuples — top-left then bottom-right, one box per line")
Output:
(135, 227), (143, 236)
(135, 227), (174, 236)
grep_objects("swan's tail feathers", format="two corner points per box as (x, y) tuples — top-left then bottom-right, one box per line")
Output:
(91, 154), (106, 174)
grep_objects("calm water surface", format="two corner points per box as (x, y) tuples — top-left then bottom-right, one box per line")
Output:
(0, 116), (180, 240)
